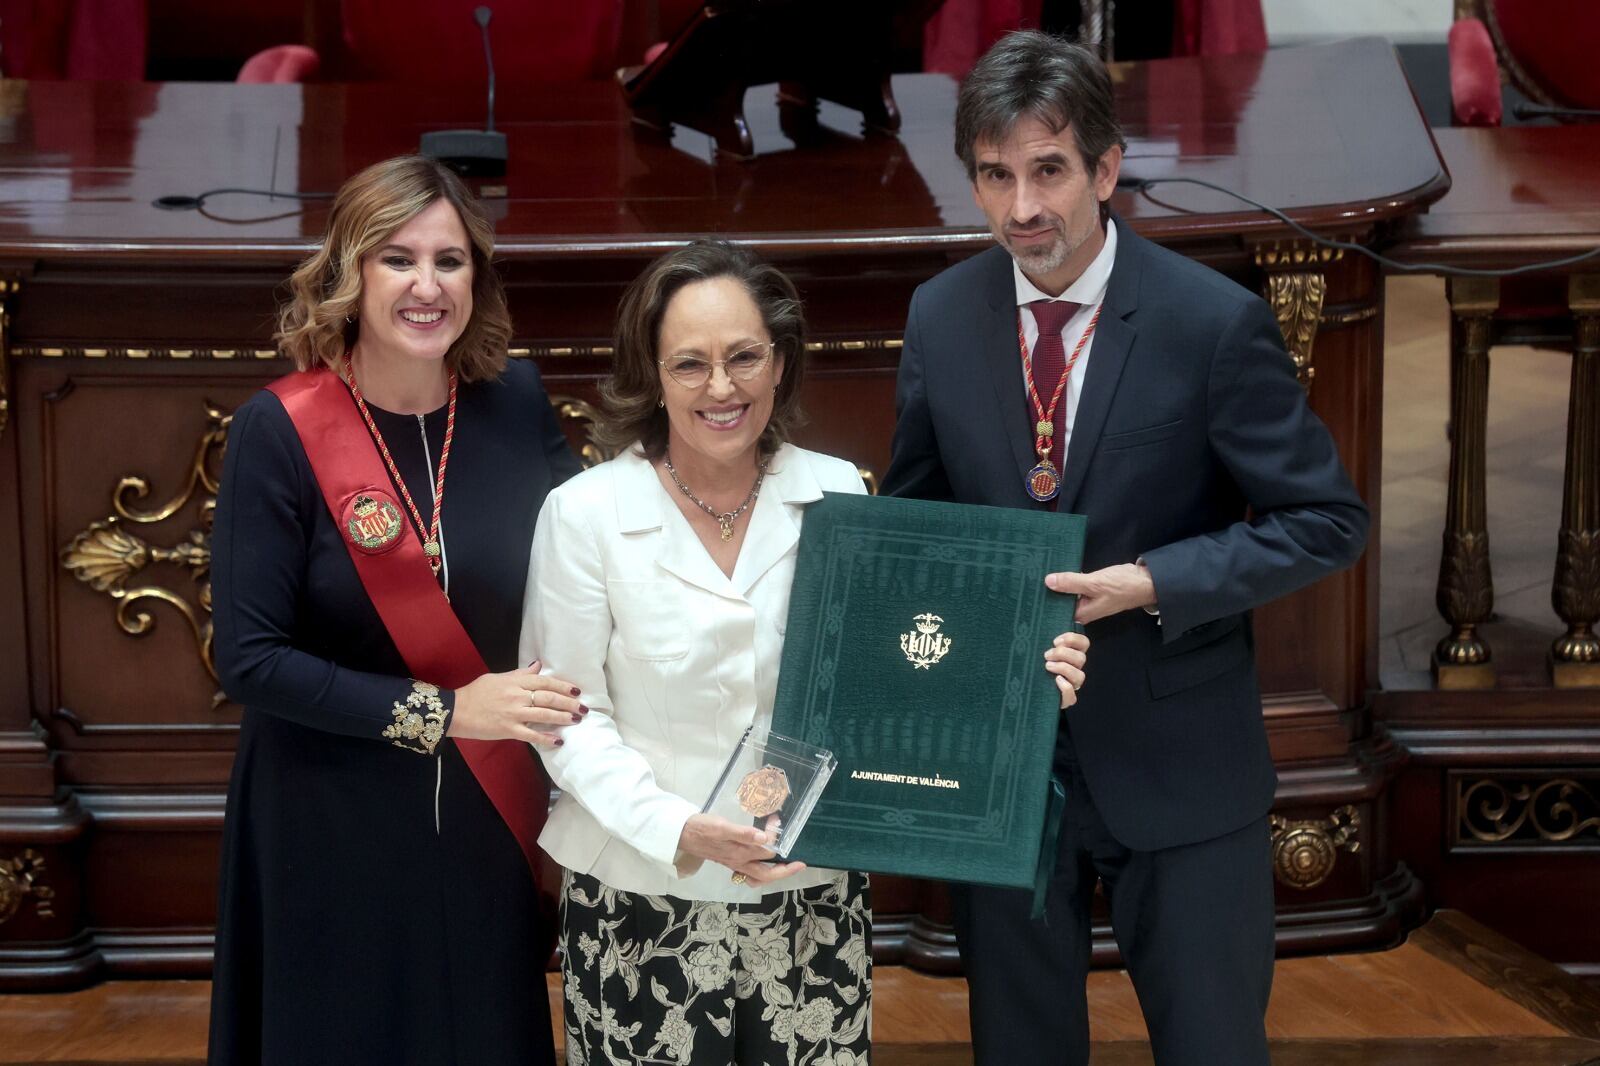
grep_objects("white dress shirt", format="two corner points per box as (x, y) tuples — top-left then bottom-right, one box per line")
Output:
(1015, 218), (1119, 457)
(519, 442), (867, 902)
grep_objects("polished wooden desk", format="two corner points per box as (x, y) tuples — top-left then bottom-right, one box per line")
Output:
(0, 38), (1446, 988)
(1381, 125), (1600, 983)
(1392, 127), (1600, 266)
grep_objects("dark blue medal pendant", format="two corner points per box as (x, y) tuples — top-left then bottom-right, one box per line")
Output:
(1026, 458), (1060, 502)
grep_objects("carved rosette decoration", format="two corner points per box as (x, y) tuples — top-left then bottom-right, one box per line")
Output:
(0, 849), (57, 926)
(1253, 242), (1343, 391)
(60, 401), (230, 698)
(1458, 777), (1600, 846)
(1269, 805), (1359, 890)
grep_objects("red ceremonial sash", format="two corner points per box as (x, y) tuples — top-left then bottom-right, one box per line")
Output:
(267, 367), (548, 886)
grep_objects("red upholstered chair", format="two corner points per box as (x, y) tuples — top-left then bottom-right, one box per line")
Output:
(236, 0), (624, 85)
(237, 44), (319, 84)
(1450, 0), (1600, 125)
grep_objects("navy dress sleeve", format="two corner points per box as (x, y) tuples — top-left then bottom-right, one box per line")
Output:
(211, 393), (454, 750)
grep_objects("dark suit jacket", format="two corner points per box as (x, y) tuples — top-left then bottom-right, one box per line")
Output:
(879, 223), (1369, 852)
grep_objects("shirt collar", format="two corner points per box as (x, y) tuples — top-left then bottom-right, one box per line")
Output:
(1012, 217), (1118, 308)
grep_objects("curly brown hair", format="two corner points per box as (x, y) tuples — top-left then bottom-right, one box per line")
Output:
(597, 241), (808, 460)
(276, 155), (511, 381)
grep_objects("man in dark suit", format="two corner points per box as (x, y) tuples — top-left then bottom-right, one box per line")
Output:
(879, 31), (1369, 1066)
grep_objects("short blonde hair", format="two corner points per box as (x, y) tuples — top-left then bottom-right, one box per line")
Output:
(276, 155), (511, 381)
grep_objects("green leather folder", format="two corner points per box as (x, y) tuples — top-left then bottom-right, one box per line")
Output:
(771, 492), (1084, 888)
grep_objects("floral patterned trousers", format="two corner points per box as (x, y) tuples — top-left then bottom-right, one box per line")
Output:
(559, 869), (872, 1066)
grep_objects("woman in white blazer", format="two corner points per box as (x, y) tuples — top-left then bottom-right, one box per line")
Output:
(520, 242), (1090, 1065)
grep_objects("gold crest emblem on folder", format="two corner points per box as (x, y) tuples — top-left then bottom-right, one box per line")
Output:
(900, 613), (953, 670)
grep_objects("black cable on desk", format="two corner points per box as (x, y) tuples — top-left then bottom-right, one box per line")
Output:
(154, 187), (334, 224)
(1120, 175), (1600, 278)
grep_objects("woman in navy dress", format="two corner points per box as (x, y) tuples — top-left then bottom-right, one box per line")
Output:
(208, 156), (581, 1066)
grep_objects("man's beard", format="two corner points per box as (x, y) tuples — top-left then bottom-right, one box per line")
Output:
(1008, 231), (1071, 276)
(998, 215), (1089, 279)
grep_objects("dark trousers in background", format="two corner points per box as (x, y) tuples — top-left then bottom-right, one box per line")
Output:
(951, 743), (1275, 1066)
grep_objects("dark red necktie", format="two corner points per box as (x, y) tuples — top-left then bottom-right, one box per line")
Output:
(1027, 300), (1079, 476)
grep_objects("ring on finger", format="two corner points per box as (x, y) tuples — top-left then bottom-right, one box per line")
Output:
(731, 872), (749, 886)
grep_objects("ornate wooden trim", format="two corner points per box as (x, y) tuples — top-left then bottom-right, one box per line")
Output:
(1552, 276), (1600, 687)
(1269, 805), (1360, 889)
(19, 346), (279, 360)
(1318, 303), (1380, 328)
(0, 278), (18, 438)
(59, 402), (230, 705)
(14, 337), (906, 362)
(1435, 277), (1500, 689)
(1453, 772), (1600, 850)
(1253, 241), (1349, 391)
(0, 849), (56, 926)
(550, 395), (611, 469)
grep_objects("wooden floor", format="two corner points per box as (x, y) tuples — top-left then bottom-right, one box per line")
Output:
(5, 913), (1600, 1065)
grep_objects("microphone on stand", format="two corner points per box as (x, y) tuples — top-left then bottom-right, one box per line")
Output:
(420, 6), (508, 177)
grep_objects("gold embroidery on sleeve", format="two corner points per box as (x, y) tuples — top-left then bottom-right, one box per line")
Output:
(383, 680), (448, 754)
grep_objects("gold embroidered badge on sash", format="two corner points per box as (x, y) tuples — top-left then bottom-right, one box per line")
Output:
(342, 490), (404, 553)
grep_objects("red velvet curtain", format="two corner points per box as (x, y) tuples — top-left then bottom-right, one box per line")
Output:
(922, 0), (1266, 79)
(1171, 0), (1266, 57)
(0, 0), (147, 79)
(923, 0), (1044, 78)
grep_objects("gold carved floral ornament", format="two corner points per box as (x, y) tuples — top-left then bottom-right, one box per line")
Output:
(1269, 805), (1360, 890)
(1458, 777), (1600, 845)
(60, 401), (230, 703)
(1253, 240), (1348, 391)
(550, 395), (611, 468)
(0, 849), (56, 926)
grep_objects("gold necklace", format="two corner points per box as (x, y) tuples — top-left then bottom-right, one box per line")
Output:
(345, 362), (457, 575)
(664, 453), (769, 541)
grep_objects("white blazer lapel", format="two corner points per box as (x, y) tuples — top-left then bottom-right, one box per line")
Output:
(613, 448), (741, 600)
(732, 444), (821, 596)
(657, 511), (742, 600)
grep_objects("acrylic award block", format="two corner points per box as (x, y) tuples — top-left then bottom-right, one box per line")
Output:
(703, 727), (837, 859)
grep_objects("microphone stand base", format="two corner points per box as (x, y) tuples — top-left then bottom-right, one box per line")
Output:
(419, 129), (508, 178)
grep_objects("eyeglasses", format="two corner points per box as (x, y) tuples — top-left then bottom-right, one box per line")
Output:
(659, 342), (775, 389)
